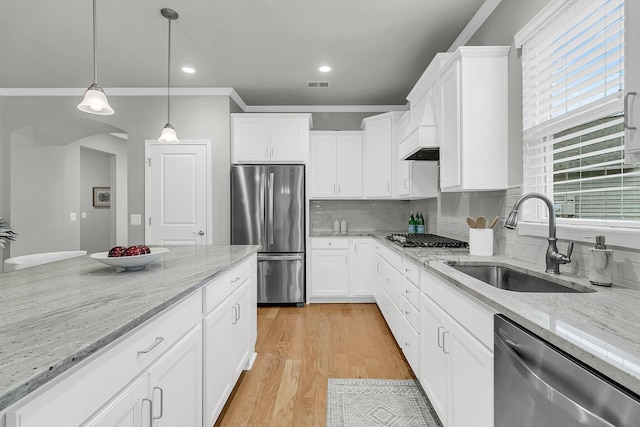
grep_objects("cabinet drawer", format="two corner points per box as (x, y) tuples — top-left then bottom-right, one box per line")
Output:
(204, 260), (252, 314)
(402, 259), (421, 286)
(402, 276), (420, 310)
(403, 294), (420, 333)
(6, 292), (202, 427)
(380, 259), (403, 309)
(402, 317), (420, 375)
(311, 238), (349, 249)
(379, 245), (402, 272)
(421, 270), (494, 348)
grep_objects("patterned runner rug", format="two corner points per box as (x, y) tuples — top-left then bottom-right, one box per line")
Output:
(326, 379), (443, 427)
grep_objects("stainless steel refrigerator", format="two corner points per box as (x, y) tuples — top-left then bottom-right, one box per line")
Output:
(231, 165), (305, 306)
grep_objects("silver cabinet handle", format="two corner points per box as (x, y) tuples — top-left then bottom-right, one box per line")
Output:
(231, 305), (238, 325)
(143, 398), (153, 426)
(625, 92), (637, 130)
(192, 230), (204, 236)
(138, 337), (164, 354)
(437, 326), (445, 349)
(231, 276), (241, 283)
(266, 147), (270, 158)
(152, 387), (164, 421)
(495, 336), (614, 426)
(338, 184), (341, 194)
(442, 331), (450, 354)
(270, 147), (274, 158)
(404, 178), (409, 189)
(237, 302), (241, 321)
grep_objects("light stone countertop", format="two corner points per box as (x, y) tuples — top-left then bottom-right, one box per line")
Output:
(0, 244), (260, 411)
(373, 234), (640, 397)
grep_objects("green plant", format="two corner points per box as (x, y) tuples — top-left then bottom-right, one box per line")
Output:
(0, 218), (17, 248)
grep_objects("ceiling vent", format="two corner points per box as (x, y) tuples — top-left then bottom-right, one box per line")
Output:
(307, 81), (330, 88)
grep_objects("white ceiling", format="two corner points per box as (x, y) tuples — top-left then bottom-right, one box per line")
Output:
(0, 0), (487, 106)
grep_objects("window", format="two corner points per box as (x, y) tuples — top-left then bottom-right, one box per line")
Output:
(517, 0), (640, 223)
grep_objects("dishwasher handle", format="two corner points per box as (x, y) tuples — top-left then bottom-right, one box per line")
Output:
(495, 334), (615, 427)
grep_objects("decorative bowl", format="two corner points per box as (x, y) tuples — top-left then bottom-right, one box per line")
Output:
(90, 247), (169, 270)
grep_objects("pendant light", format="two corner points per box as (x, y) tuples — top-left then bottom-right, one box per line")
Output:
(77, 0), (114, 115)
(158, 8), (179, 143)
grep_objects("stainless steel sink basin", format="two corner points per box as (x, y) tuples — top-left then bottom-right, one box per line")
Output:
(449, 264), (594, 293)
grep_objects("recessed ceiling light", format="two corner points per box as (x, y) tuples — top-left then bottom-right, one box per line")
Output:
(319, 65), (331, 73)
(182, 66), (195, 74)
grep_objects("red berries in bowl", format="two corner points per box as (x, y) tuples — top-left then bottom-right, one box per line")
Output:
(108, 245), (151, 257)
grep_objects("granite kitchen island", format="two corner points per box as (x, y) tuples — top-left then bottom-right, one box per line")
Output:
(0, 244), (259, 425)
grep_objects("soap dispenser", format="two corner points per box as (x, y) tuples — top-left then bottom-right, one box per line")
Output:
(589, 235), (613, 287)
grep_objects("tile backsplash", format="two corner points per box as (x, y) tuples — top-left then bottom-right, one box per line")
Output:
(309, 200), (413, 232)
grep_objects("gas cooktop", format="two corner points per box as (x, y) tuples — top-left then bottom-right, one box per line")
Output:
(386, 233), (468, 248)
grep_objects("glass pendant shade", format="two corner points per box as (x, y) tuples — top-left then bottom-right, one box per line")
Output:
(158, 123), (179, 143)
(78, 0), (114, 116)
(77, 83), (114, 115)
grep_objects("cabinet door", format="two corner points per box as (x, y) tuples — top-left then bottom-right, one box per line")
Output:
(419, 293), (448, 425)
(203, 301), (232, 426)
(439, 60), (461, 190)
(230, 280), (251, 380)
(83, 376), (150, 427)
(233, 117), (270, 162)
(270, 117), (308, 162)
(397, 160), (410, 198)
(363, 115), (393, 198)
(310, 250), (349, 297)
(336, 134), (363, 198)
(148, 325), (202, 427)
(448, 320), (493, 427)
(310, 135), (337, 198)
(350, 238), (373, 296)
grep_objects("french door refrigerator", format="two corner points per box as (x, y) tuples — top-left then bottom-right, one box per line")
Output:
(231, 165), (305, 305)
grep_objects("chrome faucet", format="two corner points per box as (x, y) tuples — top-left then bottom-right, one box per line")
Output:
(504, 192), (573, 274)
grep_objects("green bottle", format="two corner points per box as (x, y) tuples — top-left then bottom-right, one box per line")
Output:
(408, 211), (416, 234)
(417, 212), (425, 234)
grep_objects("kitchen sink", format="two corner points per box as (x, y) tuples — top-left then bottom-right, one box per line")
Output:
(448, 264), (595, 293)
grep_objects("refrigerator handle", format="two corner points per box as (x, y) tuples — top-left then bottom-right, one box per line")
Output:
(268, 172), (275, 245)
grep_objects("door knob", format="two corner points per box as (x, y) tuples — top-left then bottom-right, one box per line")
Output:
(193, 230), (204, 236)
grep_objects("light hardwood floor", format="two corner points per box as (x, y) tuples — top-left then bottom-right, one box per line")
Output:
(215, 303), (415, 426)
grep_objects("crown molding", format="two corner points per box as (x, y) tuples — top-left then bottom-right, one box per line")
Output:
(514, 0), (571, 47)
(0, 87), (402, 113)
(244, 104), (407, 113)
(448, 0), (503, 51)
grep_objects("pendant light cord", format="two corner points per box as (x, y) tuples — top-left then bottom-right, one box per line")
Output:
(167, 16), (172, 124)
(92, 0), (98, 84)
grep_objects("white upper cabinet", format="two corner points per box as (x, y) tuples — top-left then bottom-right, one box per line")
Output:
(362, 112), (404, 198)
(438, 46), (510, 192)
(309, 131), (363, 199)
(625, 1), (640, 162)
(231, 113), (312, 163)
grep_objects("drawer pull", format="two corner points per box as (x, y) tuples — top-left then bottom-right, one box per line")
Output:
(138, 337), (164, 355)
(231, 276), (241, 283)
(405, 310), (410, 315)
(405, 289), (411, 294)
(153, 387), (164, 420)
(437, 326), (445, 349)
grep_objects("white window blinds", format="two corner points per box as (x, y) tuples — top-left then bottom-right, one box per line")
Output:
(519, 0), (640, 221)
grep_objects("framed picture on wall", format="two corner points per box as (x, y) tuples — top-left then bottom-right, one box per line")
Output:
(93, 187), (111, 208)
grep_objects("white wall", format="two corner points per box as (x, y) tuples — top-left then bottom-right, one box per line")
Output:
(0, 94), (233, 262)
(80, 147), (113, 254)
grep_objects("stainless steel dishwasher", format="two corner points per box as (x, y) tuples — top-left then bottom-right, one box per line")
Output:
(495, 315), (640, 426)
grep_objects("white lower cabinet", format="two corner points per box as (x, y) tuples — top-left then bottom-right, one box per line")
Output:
(87, 325), (203, 427)
(419, 270), (494, 427)
(83, 376), (150, 427)
(309, 237), (375, 302)
(2, 255), (257, 427)
(203, 261), (255, 426)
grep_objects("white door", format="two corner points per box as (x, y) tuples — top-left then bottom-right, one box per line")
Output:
(145, 141), (211, 245)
